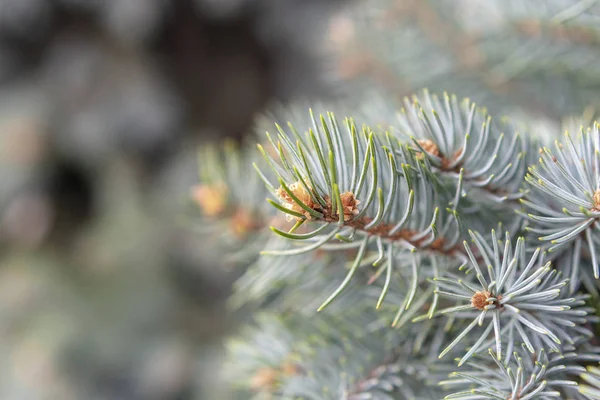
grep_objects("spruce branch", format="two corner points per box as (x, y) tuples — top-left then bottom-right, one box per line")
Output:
(255, 108), (466, 312)
(395, 90), (531, 204)
(254, 92), (535, 315)
(522, 123), (600, 291)
(357, 91), (532, 237)
(418, 230), (596, 366)
(208, 91), (600, 399)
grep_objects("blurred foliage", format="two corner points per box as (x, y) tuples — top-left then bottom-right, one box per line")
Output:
(0, 0), (344, 399)
(328, 0), (600, 123)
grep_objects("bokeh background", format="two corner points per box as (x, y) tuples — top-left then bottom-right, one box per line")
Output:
(0, 1), (347, 399)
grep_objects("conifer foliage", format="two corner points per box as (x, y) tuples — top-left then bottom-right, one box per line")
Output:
(192, 1), (600, 399)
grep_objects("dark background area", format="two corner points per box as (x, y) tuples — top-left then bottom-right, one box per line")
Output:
(0, 1), (348, 398)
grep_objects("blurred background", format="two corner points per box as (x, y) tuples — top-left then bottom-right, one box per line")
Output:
(2, 0), (600, 399)
(0, 0), (347, 399)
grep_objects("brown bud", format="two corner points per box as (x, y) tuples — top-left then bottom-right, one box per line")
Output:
(415, 139), (440, 159)
(339, 192), (361, 221)
(230, 208), (261, 238)
(276, 180), (317, 221)
(191, 183), (227, 217)
(250, 367), (279, 392)
(281, 361), (300, 376)
(471, 290), (491, 310)
(593, 190), (600, 212)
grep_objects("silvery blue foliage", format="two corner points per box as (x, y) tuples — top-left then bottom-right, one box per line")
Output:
(217, 90), (600, 398)
(523, 124), (600, 289)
